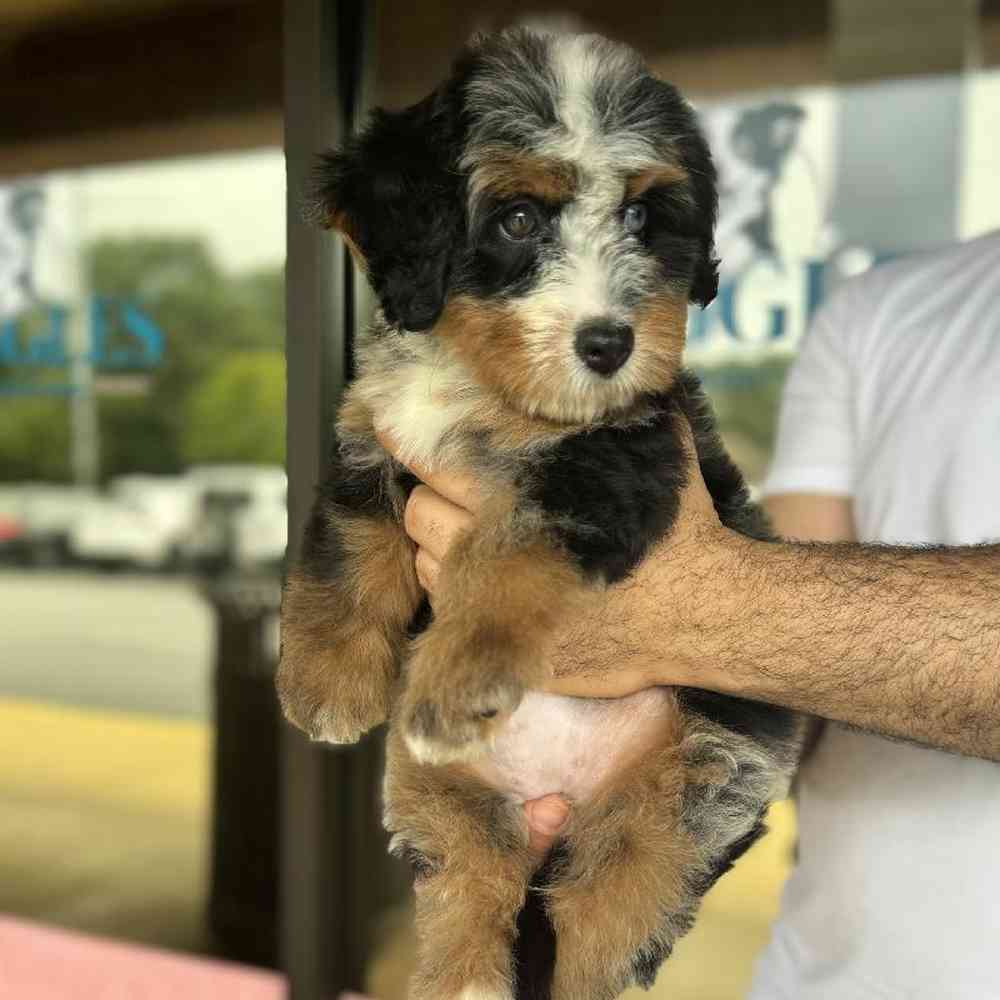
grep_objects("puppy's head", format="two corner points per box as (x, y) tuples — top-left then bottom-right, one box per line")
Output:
(312, 29), (718, 423)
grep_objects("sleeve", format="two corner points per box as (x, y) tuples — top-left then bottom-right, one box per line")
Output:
(760, 279), (864, 498)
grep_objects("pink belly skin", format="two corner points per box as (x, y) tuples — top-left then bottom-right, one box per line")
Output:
(466, 688), (677, 804)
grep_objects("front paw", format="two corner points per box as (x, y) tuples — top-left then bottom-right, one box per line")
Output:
(277, 629), (396, 744)
(399, 624), (527, 764)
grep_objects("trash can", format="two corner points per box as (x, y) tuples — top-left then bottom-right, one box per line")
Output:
(205, 573), (283, 967)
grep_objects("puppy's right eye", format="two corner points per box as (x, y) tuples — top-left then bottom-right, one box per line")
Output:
(500, 203), (539, 241)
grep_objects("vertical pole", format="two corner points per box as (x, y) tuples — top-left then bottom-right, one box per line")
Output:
(282, 1), (380, 997)
(282, 1), (347, 996)
(67, 182), (99, 486)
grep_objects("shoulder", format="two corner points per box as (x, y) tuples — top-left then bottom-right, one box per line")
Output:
(804, 231), (1000, 356)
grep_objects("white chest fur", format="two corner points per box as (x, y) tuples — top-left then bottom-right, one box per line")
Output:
(353, 332), (483, 470)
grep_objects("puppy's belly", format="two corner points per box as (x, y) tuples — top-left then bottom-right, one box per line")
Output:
(467, 688), (676, 804)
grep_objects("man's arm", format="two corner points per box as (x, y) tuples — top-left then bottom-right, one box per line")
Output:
(763, 493), (856, 544)
(547, 473), (1000, 760)
(385, 432), (1000, 761)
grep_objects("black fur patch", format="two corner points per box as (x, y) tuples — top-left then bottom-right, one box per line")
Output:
(512, 844), (564, 1000)
(299, 436), (388, 581)
(678, 688), (802, 750)
(310, 89), (466, 331)
(687, 810), (769, 901)
(526, 400), (687, 583)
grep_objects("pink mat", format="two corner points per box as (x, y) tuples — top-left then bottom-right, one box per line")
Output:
(0, 916), (287, 999)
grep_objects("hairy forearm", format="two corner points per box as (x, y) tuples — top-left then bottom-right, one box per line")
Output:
(671, 536), (1000, 760)
(548, 533), (1000, 759)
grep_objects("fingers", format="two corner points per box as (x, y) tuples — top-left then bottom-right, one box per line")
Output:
(376, 428), (482, 513)
(523, 794), (570, 855)
(404, 485), (474, 562)
(414, 547), (440, 593)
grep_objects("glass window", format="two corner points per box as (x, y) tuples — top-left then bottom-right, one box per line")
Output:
(0, 149), (285, 963)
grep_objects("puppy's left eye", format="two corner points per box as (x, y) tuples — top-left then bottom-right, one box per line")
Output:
(500, 203), (540, 241)
(623, 202), (647, 234)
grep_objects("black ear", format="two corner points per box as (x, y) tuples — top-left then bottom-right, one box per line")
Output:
(676, 114), (720, 308)
(691, 251), (720, 307)
(308, 89), (463, 331)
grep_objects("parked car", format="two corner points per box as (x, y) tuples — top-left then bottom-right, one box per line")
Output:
(0, 487), (26, 564)
(181, 465), (287, 575)
(68, 475), (198, 571)
(15, 484), (97, 566)
(231, 495), (287, 574)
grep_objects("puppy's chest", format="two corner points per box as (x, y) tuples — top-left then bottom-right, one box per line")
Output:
(355, 355), (483, 469)
(349, 341), (570, 470)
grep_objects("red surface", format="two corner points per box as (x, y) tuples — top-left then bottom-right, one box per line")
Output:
(0, 516), (22, 541)
(0, 916), (287, 999)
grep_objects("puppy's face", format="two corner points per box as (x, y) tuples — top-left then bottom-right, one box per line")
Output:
(314, 30), (718, 424)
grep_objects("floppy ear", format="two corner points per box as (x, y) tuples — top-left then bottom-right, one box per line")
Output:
(690, 249), (720, 308)
(308, 89), (463, 331)
(676, 115), (720, 308)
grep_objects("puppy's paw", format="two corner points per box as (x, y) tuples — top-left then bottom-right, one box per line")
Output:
(276, 631), (396, 743)
(387, 833), (441, 882)
(401, 681), (522, 764)
(399, 623), (527, 763)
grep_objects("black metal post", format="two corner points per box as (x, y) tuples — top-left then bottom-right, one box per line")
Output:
(282, 1), (383, 997)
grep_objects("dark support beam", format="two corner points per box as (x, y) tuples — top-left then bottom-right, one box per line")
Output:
(0, 1), (282, 148)
(283, 1), (395, 997)
(282, 0), (346, 991)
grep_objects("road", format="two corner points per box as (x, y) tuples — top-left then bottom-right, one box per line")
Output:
(0, 569), (214, 718)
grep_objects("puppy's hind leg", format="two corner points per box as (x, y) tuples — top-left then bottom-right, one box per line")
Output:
(383, 730), (538, 1000)
(546, 700), (703, 1000)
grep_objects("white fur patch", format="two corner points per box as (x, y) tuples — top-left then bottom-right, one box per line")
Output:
(374, 362), (477, 468)
(352, 330), (483, 469)
(403, 727), (493, 767)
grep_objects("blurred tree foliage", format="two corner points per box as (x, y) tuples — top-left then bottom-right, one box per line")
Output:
(1, 234), (796, 487)
(0, 237), (285, 482)
(183, 351), (285, 465)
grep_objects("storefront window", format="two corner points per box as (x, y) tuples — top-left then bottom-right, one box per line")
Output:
(689, 65), (1000, 482)
(0, 148), (285, 956)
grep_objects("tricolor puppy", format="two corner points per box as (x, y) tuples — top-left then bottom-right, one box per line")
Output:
(279, 28), (805, 1000)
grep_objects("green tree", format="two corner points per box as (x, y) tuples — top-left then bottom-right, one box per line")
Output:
(182, 351), (285, 465)
(87, 238), (285, 479)
(0, 396), (71, 481)
(1, 237), (286, 482)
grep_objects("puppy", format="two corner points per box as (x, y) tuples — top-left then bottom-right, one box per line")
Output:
(279, 28), (806, 1000)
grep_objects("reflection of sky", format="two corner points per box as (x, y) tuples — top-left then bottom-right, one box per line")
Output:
(24, 149), (285, 303)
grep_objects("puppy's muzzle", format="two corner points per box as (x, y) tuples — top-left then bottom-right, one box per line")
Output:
(575, 320), (634, 377)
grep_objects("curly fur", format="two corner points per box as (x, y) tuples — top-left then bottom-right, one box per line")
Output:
(280, 27), (805, 1000)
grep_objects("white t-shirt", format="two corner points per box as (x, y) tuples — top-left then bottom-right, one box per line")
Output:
(752, 231), (1000, 1000)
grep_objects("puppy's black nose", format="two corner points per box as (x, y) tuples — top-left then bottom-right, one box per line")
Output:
(575, 321), (634, 376)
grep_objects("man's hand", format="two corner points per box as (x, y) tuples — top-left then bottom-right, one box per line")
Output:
(376, 420), (727, 699)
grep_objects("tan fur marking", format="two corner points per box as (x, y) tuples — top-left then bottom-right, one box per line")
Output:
(337, 395), (373, 439)
(278, 512), (421, 743)
(632, 290), (687, 386)
(548, 694), (697, 999)
(384, 727), (535, 1000)
(436, 296), (560, 421)
(329, 209), (368, 271)
(625, 163), (688, 200)
(437, 293), (686, 427)
(400, 505), (598, 762)
(472, 151), (578, 204)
